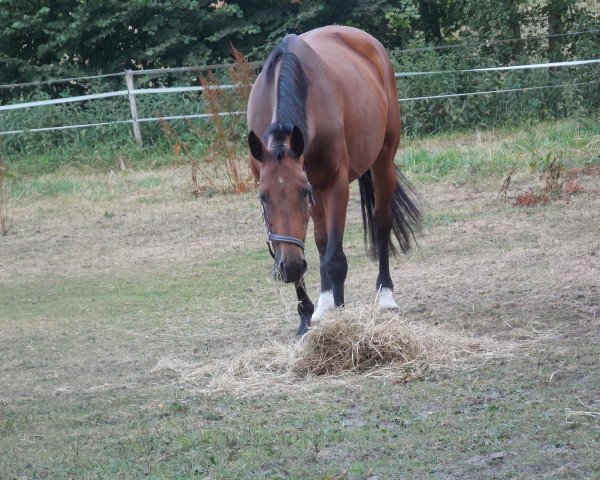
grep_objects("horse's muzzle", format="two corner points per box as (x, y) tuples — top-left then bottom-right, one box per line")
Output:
(272, 250), (307, 283)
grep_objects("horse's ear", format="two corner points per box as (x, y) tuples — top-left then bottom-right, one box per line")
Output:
(248, 130), (266, 162)
(289, 125), (304, 158)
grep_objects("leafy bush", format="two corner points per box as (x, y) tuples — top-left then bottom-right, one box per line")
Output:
(393, 29), (600, 136)
(1, 12), (599, 173)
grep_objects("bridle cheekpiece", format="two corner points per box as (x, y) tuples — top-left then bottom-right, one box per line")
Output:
(260, 181), (314, 259)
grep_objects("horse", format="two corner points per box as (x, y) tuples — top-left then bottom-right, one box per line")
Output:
(246, 26), (420, 336)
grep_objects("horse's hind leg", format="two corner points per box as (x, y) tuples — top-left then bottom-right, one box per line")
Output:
(370, 144), (400, 310)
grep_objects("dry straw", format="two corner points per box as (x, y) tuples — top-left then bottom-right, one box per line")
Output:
(290, 305), (425, 376)
(154, 296), (521, 397)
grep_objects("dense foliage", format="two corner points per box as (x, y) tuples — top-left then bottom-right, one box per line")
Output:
(0, 0), (598, 161)
(1, 0), (598, 87)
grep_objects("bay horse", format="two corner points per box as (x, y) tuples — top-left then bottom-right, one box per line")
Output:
(247, 26), (420, 336)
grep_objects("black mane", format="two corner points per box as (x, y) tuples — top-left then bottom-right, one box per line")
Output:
(263, 35), (309, 147)
(265, 122), (294, 160)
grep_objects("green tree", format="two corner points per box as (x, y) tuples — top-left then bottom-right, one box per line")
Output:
(0, 0), (598, 91)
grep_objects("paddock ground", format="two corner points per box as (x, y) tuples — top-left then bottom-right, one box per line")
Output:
(1, 121), (599, 479)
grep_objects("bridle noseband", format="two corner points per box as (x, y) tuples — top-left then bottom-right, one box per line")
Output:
(260, 184), (314, 259)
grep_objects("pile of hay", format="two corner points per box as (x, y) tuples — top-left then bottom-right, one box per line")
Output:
(154, 305), (429, 396)
(290, 308), (425, 376)
(153, 302), (519, 396)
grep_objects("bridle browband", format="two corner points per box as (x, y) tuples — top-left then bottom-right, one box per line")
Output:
(260, 183), (314, 259)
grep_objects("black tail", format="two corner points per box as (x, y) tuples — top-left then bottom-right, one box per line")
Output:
(358, 168), (421, 260)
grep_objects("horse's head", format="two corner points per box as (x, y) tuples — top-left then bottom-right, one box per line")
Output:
(248, 125), (313, 284)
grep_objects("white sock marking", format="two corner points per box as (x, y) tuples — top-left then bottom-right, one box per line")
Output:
(312, 290), (334, 322)
(378, 287), (399, 310)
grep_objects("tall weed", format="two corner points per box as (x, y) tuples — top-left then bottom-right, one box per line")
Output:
(197, 46), (253, 193)
(0, 156), (14, 235)
(157, 47), (254, 194)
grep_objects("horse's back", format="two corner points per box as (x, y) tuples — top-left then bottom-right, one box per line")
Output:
(301, 26), (392, 75)
(300, 26), (399, 175)
(300, 26), (397, 105)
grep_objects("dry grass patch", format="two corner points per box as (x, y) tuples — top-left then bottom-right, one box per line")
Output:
(153, 301), (525, 397)
(0, 166), (264, 280)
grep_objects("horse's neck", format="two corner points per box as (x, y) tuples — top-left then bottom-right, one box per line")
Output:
(286, 36), (341, 151)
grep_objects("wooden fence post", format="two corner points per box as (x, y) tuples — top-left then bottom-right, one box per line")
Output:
(125, 70), (142, 145)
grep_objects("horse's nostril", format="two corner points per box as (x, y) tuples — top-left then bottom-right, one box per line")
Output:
(302, 259), (307, 273)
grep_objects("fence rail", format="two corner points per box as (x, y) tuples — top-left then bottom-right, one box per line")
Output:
(1, 58), (598, 142)
(393, 58), (600, 77)
(1, 28), (598, 90)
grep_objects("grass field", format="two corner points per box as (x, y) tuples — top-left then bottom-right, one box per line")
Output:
(1, 119), (599, 479)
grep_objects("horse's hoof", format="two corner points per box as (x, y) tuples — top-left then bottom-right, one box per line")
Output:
(379, 306), (401, 315)
(295, 322), (311, 338)
(378, 287), (399, 310)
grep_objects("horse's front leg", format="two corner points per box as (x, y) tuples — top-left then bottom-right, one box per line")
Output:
(311, 191), (333, 322)
(314, 177), (350, 320)
(294, 278), (314, 336)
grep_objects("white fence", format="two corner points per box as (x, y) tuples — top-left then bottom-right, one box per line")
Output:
(1, 58), (599, 144)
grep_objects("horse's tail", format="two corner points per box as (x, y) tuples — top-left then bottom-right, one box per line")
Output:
(358, 168), (421, 260)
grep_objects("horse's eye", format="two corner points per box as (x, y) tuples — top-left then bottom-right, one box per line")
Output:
(259, 192), (269, 204)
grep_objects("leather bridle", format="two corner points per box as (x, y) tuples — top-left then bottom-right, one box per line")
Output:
(260, 184), (314, 259)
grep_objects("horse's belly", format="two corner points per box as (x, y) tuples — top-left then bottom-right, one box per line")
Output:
(343, 95), (388, 174)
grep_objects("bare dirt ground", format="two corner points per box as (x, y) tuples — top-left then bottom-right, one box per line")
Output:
(1, 160), (599, 478)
